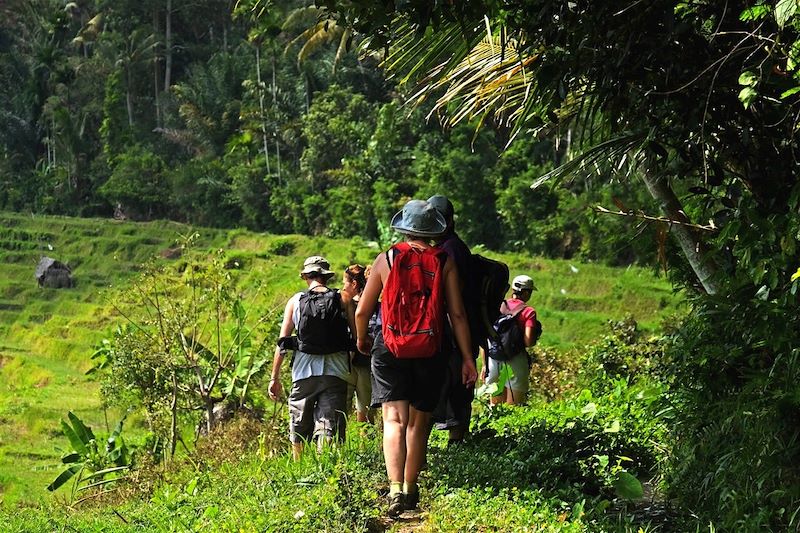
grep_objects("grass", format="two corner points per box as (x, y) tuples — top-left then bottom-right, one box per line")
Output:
(0, 371), (707, 532)
(0, 211), (683, 506)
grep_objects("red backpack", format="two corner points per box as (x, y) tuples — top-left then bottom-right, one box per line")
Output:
(381, 242), (447, 359)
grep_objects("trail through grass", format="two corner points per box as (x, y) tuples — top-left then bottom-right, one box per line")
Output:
(0, 211), (683, 505)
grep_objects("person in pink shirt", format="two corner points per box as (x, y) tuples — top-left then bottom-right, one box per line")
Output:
(481, 274), (538, 405)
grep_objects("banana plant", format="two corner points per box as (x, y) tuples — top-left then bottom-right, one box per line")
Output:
(47, 412), (131, 500)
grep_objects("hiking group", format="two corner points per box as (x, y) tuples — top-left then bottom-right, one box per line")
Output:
(269, 196), (541, 517)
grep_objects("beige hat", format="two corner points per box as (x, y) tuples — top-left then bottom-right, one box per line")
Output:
(300, 256), (334, 277)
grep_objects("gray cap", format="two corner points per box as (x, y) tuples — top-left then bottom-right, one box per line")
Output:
(390, 199), (447, 238)
(427, 194), (454, 222)
(300, 256), (334, 277)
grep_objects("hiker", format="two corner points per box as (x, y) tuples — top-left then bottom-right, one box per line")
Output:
(342, 264), (374, 424)
(427, 194), (478, 444)
(355, 199), (478, 517)
(481, 275), (539, 405)
(269, 256), (357, 459)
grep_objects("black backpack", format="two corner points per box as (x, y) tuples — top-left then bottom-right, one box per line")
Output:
(466, 254), (510, 350)
(486, 300), (528, 361)
(296, 288), (351, 355)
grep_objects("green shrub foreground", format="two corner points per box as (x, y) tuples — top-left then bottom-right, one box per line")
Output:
(0, 326), (717, 533)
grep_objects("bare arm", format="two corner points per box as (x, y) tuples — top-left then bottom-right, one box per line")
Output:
(524, 325), (536, 347)
(269, 296), (296, 400)
(355, 252), (386, 355)
(523, 308), (537, 347)
(443, 256), (477, 386)
(340, 291), (358, 345)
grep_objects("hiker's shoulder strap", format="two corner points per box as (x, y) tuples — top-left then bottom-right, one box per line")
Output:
(501, 299), (527, 318)
(386, 242), (411, 269)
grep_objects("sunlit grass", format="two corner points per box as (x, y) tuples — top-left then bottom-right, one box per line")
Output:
(0, 211), (683, 505)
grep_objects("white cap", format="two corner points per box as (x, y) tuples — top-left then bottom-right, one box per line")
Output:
(511, 274), (536, 292)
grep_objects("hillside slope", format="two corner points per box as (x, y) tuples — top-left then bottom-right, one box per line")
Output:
(0, 212), (682, 504)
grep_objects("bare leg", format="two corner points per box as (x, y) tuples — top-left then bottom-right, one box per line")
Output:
(404, 407), (432, 485)
(382, 400), (410, 484)
(507, 388), (526, 405)
(292, 442), (303, 460)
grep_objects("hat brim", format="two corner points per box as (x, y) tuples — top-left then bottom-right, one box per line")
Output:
(300, 267), (334, 277)
(390, 210), (447, 238)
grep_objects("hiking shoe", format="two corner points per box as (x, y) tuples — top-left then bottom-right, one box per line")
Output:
(404, 490), (419, 511)
(388, 493), (405, 518)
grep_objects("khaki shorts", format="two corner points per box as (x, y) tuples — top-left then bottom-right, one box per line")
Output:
(486, 352), (529, 400)
(288, 375), (348, 443)
(347, 364), (373, 415)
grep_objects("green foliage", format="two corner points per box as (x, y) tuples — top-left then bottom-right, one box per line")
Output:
(98, 241), (273, 452)
(98, 146), (169, 219)
(47, 412), (131, 500)
(167, 159), (242, 227)
(665, 295), (800, 530)
(300, 84), (375, 189)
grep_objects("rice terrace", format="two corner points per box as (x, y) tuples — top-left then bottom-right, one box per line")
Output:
(1, 1), (800, 531)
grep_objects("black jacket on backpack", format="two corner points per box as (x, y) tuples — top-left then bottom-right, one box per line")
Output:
(296, 287), (352, 355)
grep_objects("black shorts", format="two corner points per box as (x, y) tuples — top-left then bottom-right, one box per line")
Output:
(370, 332), (447, 412)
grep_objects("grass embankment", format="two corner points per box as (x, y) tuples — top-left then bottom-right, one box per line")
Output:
(0, 211), (682, 506)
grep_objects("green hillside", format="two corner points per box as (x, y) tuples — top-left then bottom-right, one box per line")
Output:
(0, 212), (683, 505)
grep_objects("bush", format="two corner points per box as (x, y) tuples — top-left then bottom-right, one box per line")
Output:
(98, 146), (170, 220)
(664, 298), (800, 531)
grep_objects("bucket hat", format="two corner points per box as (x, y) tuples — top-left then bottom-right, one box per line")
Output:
(300, 256), (334, 277)
(390, 199), (447, 238)
(511, 274), (537, 292)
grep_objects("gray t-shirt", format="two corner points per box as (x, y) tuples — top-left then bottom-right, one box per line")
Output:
(289, 292), (351, 382)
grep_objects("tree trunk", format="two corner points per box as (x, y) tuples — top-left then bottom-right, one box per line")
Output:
(273, 55), (281, 184)
(255, 45), (270, 174)
(126, 68), (134, 126)
(641, 160), (720, 295)
(163, 0), (172, 92)
(153, 8), (161, 127)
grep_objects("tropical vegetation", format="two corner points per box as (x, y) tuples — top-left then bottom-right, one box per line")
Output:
(2, 0), (800, 530)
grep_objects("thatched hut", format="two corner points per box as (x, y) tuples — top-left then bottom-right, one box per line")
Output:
(35, 257), (74, 288)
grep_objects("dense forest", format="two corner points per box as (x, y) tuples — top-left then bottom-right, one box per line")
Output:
(3, 0), (800, 530)
(0, 0), (663, 264)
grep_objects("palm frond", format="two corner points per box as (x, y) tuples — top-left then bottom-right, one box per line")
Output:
(387, 19), (485, 86)
(334, 27), (352, 67)
(297, 22), (343, 64)
(531, 132), (647, 190)
(281, 6), (321, 31)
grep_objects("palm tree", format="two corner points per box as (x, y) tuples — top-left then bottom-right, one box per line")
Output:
(355, 14), (723, 294)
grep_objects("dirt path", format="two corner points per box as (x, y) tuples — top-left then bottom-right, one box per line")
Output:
(374, 507), (428, 532)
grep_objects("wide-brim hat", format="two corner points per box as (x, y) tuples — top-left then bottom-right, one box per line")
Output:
(390, 199), (447, 238)
(300, 255), (334, 277)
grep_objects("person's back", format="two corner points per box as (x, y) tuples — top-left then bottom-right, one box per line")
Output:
(481, 274), (538, 405)
(269, 256), (356, 459)
(355, 199), (477, 518)
(342, 264), (373, 423)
